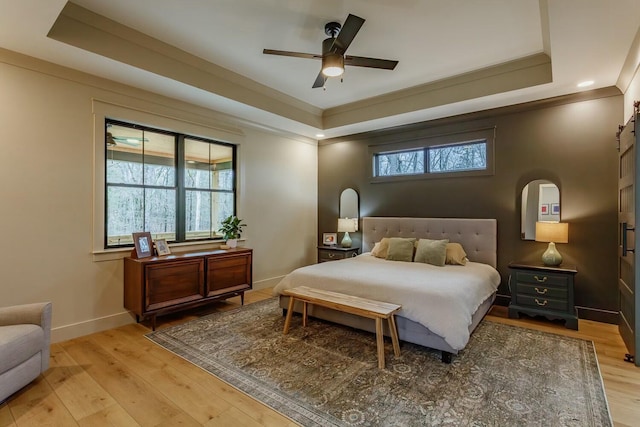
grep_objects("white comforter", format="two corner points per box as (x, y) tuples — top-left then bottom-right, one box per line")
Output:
(273, 253), (501, 350)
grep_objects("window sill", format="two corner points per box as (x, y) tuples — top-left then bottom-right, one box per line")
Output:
(92, 238), (246, 262)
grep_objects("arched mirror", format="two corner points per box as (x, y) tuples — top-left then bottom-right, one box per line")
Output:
(340, 188), (359, 219)
(521, 180), (560, 240)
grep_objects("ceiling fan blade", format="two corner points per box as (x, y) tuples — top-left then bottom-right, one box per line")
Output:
(312, 71), (326, 88)
(263, 49), (322, 60)
(331, 14), (365, 54)
(344, 55), (398, 70)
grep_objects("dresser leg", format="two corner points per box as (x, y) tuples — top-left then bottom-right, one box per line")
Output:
(565, 318), (578, 330)
(508, 307), (520, 319)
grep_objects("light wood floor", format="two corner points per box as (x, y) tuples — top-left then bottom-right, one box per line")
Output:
(2, 288), (639, 426)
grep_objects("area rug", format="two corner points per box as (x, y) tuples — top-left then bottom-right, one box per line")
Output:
(146, 298), (612, 427)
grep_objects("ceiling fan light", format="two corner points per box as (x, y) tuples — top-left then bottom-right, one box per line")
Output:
(322, 53), (344, 77)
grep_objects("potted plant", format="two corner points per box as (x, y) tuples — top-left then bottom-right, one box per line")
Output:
(219, 215), (246, 248)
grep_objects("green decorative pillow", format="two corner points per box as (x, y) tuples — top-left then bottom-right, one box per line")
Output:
(414, 239), (449, 266)
(385, 238), (416, 262)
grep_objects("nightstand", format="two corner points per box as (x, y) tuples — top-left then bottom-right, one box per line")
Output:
(317, 246), (360, 263)
(508, 262), (578, 330)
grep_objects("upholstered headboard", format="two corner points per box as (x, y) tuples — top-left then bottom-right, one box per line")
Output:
(362, 217), (498, 268)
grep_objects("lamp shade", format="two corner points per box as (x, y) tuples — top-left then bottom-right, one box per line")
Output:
(337, 218), (357, 233)
(535, 222), (568, 243)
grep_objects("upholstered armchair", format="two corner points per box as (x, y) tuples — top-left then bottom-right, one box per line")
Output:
(0, 302), (52, 403)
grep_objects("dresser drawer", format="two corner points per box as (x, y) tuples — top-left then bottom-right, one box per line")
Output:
(516, 294), (568, 311)
(515, 271), (568, 287)
(515, 283), (568, 300)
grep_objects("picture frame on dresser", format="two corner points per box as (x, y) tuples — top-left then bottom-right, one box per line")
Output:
(322, 233), (337, 246)
(132, 232), (153, 258)
(155, 239), (171, 256)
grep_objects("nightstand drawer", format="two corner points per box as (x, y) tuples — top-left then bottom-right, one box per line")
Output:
(515, 283), (568, 300)
(317, 247), (360, 263)
(516, 294), (567, 311)
(515, 271), (568, 287)
(319, 249), (345, 262)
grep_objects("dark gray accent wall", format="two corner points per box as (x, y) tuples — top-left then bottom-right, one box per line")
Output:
(318, 89), (622, 323)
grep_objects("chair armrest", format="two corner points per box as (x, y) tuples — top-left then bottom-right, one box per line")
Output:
(0, 302), (52, 328)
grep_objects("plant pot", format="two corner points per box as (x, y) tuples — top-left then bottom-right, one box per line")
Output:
(226, 239), (238, 248)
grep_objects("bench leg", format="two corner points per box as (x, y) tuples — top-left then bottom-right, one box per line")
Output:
(375, 318), (385, 369)
(388, 315), (401, 357)
(302, 301), (308, 327)
(283, 297), (295, 334)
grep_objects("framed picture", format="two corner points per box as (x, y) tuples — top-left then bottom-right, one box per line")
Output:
(132, 232), (153, 258)
(322, 232), (337, 246)
(551, 203), (560, 215)
(540, 204), (549, 215)
(155, 238), (171, 256)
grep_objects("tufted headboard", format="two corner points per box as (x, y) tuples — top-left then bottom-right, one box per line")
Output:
(362, 217), (497, 268)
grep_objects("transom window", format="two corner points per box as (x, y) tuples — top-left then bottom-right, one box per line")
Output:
(105, 119), (235, 248)
(371, 128), (494, 181)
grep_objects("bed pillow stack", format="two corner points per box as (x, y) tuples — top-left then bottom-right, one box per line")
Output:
(372, 237), (468, 266)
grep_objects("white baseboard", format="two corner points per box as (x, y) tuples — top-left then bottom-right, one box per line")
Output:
(252, 275), (284, 290)
(51, 275), (286, 343)
(51, 311), (134, 343)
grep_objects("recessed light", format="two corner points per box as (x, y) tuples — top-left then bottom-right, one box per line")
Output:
(577, 80), (594, 88)
(316, 133), (325, 138)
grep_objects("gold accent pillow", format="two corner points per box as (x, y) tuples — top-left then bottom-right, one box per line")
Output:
(414, 239), (449, 266)
(445, 242), (468, 265)
(371, 237), (390, 258)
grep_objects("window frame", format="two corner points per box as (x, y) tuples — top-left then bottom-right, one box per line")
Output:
(104, 118), (237, 249)
(369, 127), (495, 183)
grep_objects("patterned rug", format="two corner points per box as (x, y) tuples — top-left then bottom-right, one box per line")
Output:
(146, 298), (612, 427)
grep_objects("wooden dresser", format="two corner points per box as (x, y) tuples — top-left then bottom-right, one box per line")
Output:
(124, 248), (252, 329)
(508, 262), (578, 330)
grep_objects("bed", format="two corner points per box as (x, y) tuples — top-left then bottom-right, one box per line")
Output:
(273, 217), (500, 363)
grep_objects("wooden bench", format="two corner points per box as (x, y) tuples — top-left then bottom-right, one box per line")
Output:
(281, 286), (402, 369)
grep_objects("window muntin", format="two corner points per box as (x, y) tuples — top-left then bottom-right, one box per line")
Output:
(105, 120), (235, 248)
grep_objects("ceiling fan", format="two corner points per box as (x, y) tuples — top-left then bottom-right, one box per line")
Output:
(263, 14), (398, 88)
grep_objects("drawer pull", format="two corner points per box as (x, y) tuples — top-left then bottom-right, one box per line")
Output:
(328, 253), (335, 258)
(533, 275), (547, 283)
(534, 287), (548, 295)
(534, 298), (548, 306)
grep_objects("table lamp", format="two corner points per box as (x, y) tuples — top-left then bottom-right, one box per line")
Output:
(535, 221), (569, 266)
(337, 218), (358, 248)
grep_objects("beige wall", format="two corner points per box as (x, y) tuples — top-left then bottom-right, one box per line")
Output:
(0, 49), (317, 342)
(624, 67), (640, 120)
(623, 27), (640, 120)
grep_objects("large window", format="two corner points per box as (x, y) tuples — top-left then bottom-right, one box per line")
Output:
(105, 120), (235, 248)
(371, 128), (494, 181)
